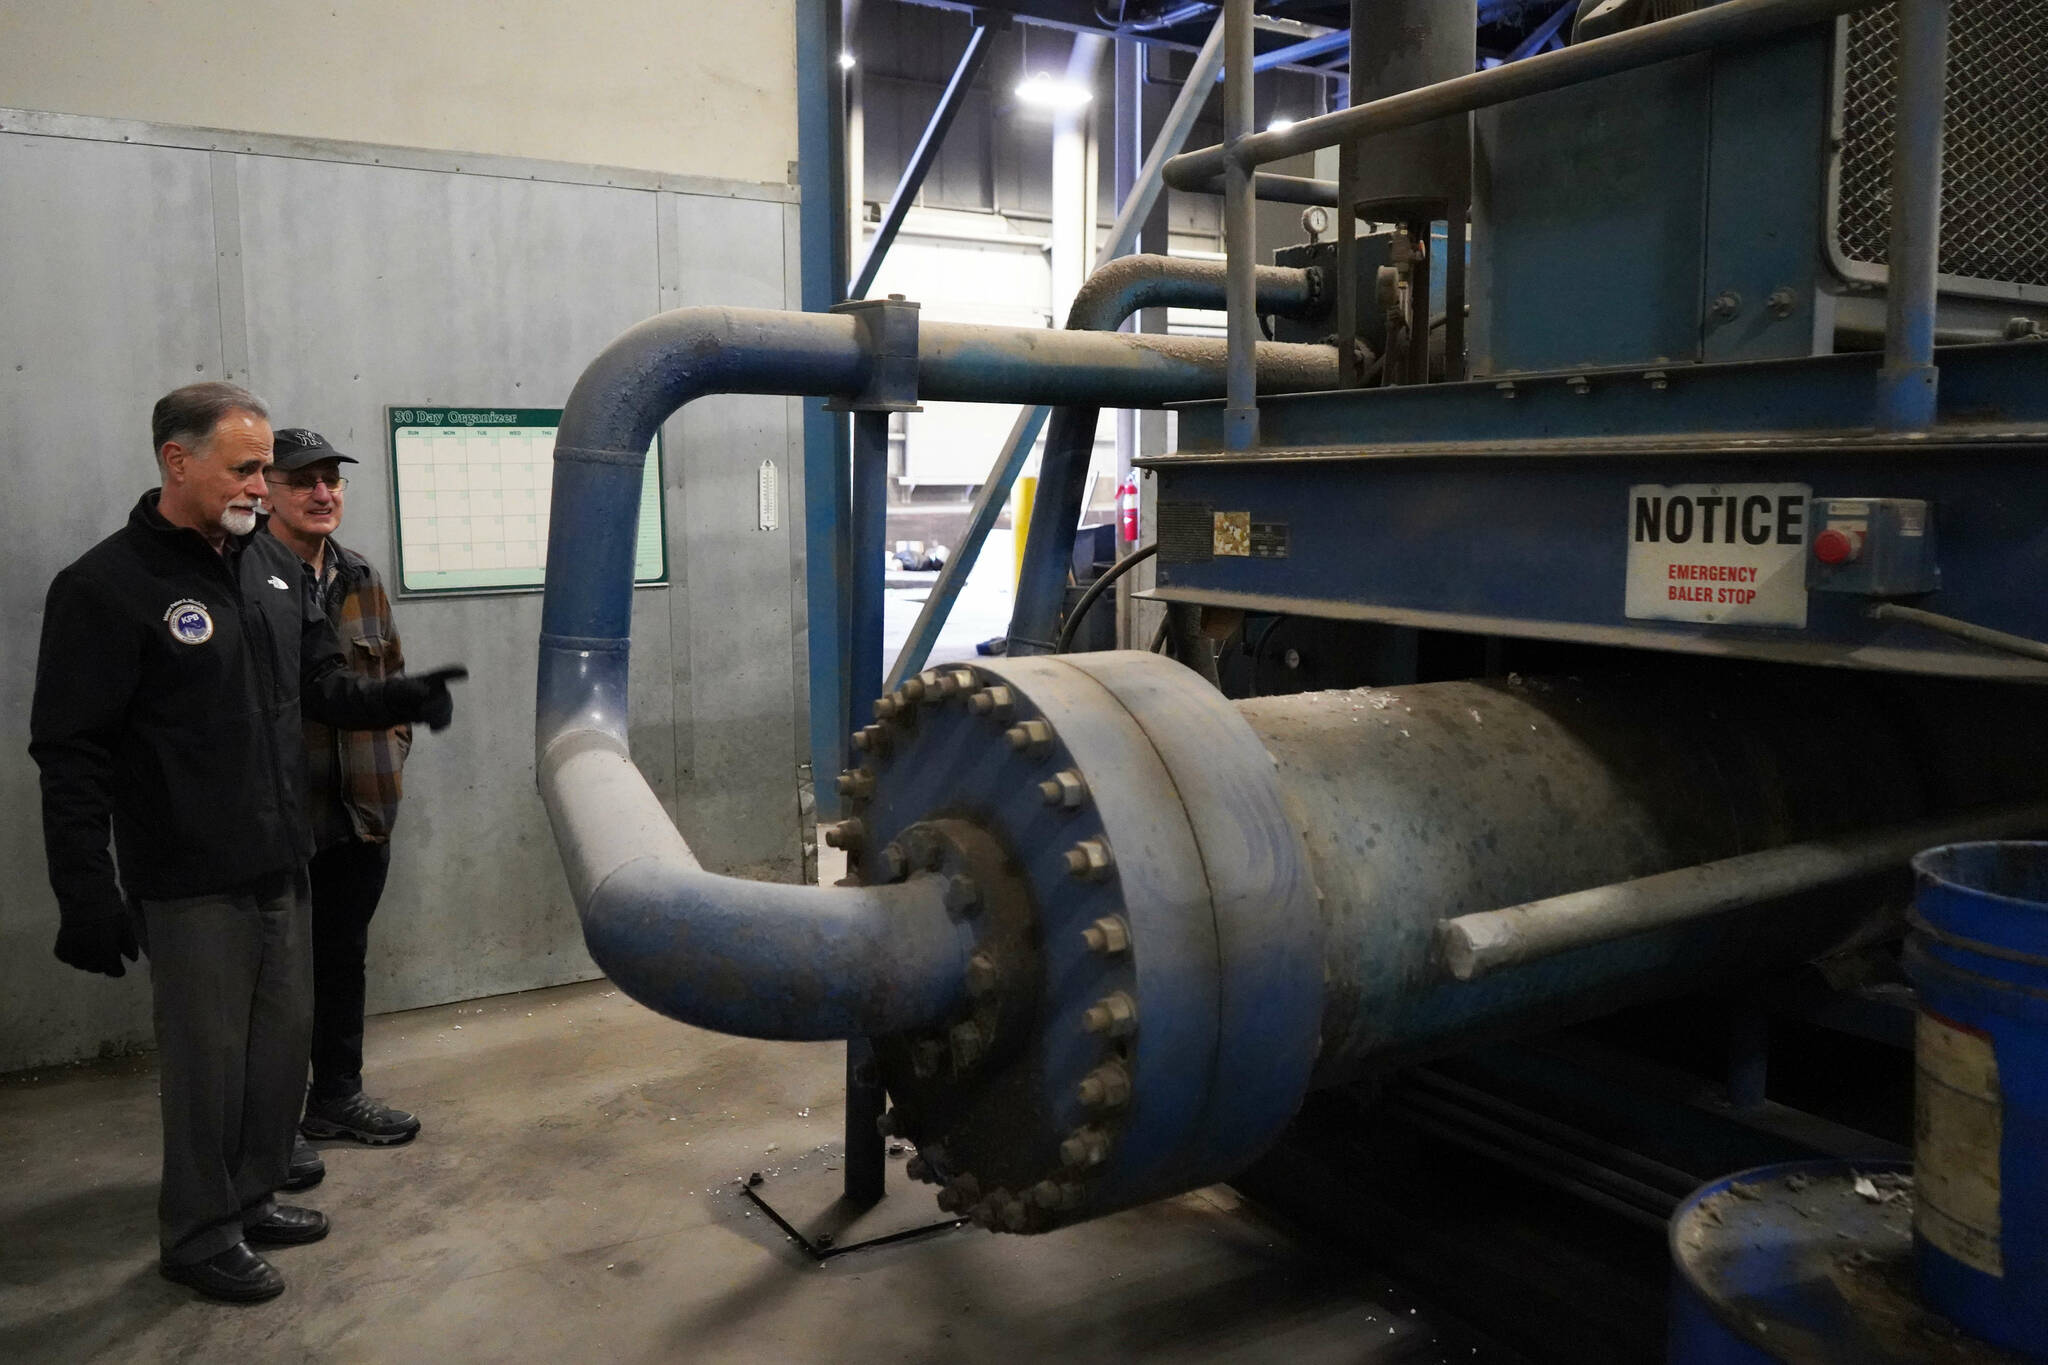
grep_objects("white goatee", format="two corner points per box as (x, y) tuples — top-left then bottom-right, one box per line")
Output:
(221, 506), (259, 537)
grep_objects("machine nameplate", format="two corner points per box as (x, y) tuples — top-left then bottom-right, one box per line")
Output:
(1624, 482), (1810, 629)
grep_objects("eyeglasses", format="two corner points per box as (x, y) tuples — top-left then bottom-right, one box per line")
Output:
(266, 473), (349, 492)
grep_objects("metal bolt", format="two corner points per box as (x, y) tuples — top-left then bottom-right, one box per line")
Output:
(1643, 369), (1670, 391)
(876, 843), (909, 882)
(947, 668), (980, 696)
(1064, 838), (1114, 881)
(1081, 915), (1131, 955)
(969, 685), (1015, 719)
(1494, 380), (1517, 400)
(1081, 992), (1138, 1039)
(943, 874), (981, 915)
(1000, 1199), (1030, 1232)
(912, 1038), (946, 1078)
(874, 695), (899, 721)
(747, 1171), (764, 1187)
(936, 1187), (962, 1213)
(1766, 287), (1798, 319)
(918, 668), (949, 701)
(836, 769), (875, 800)
(906, 1155), (932, 1182)
(964, 952), (998, 997)
(968, 1201), (997, 1230)
(851, 725), (891, 756)
(1030, 1180), (1081, 1210)
(1077, 1061), (1132, 1110)
(1565, 374), (1590, 396)
(875, 1111), (896, 1138)
(953, 1173), (981, 1204)
(1710, 290), (1743, 321)
(902, 827), (943, 871)
(814, 1232), (835, 1249)
(949, 1021), (983, 1070)
(900, 677), (926, 703)
(823, 818), (864, 850)
(1059, 1128), (1110, 1168)
(1005, 719), (1054, 756)
(1038, 770), (1088, 809)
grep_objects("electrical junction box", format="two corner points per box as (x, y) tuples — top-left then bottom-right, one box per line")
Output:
(1805, 497), (1938, 597)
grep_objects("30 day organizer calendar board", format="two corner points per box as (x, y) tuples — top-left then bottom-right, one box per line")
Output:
(386, 406), (665, 594)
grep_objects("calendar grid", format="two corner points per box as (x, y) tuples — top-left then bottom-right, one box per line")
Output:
(387, 407), (664, 594)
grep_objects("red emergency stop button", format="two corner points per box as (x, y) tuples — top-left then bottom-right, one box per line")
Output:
(1813, 527), (1863, 565)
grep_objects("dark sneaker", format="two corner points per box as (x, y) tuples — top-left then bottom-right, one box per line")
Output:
(160, 1242), (285, 1302)
(283, 1135), (325, 1191)
(302, 1091), (421, 1146)
(245, 1204), (330, 1247)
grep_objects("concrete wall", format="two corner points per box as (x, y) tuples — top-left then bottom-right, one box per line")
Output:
(0, 0), (796, 186)
(0, 113), (810, 1073)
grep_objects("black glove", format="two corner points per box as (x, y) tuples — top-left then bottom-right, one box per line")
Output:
(393, 665), (469, 732)
(54, 915), (140, 978)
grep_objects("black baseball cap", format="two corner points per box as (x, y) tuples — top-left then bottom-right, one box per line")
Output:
(271, 428), (359, 472)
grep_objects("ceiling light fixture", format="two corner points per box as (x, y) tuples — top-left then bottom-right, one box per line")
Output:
(1014, 71), (1093, 112)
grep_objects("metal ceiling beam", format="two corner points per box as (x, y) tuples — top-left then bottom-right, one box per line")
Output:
(850, 19), (998, 299)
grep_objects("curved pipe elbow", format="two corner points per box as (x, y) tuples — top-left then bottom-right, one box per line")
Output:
(1066, 254), (1322, 333)
(540, 731), (973, 1041)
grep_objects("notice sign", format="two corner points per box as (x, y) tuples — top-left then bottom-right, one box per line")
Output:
(1624, 482), (1810, 628)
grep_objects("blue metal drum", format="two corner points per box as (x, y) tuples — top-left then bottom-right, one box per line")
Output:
(1666, 1159), (2022, 1364)
(1907, 842), (2048, 1359)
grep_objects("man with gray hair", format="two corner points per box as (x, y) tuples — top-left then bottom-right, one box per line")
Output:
(29, 381), (466, 1303)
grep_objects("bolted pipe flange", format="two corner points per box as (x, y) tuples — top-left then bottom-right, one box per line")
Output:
(1081, 915), (1131, 955)
(1038, 770), (1088, 809)
(1081, 992), (1137, 1039)
(1076, 1061), (1132, 1110)
(968, 685), (1015, 719)
(1064, 838), (1115, 881)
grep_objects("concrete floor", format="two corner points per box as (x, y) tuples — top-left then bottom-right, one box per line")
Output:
(0, 980), (1516, 1364)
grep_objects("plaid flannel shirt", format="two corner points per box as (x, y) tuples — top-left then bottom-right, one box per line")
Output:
(304, 540), (411, 847)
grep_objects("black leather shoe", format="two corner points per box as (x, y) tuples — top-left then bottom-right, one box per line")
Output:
(244, 1204), (330, 1246)
(160, 1242), (285, 1302)
(302, 1090), (421, 1145)
(283, 1135), (325, 1192)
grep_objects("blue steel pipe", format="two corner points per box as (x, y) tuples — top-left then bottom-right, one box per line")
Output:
(1875, 0), (1950, 432)
(537, 305), (1335, 1041)
(1007, 255), (1323, 655)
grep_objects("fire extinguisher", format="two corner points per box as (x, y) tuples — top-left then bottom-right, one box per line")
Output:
(1118, 472), (1140, 542)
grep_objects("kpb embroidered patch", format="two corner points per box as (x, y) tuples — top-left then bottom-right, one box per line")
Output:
(164, 599), (214, 645)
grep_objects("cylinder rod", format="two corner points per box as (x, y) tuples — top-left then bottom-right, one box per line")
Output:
(1875, 0), (1951, 431)
(1437, 799), (2048, 983)
(1164, 0), (1891, 189)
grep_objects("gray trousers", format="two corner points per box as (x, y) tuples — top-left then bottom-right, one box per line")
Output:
(139, 867), (313, 1266)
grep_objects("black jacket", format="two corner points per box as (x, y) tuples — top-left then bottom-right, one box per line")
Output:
(30, 491), (416, 922)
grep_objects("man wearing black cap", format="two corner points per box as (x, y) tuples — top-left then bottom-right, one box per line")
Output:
(29, 382), (467, 1303)
(264, 429), (423, 1176)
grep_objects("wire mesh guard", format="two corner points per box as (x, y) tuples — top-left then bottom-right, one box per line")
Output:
(1837, 0), (2048, 289)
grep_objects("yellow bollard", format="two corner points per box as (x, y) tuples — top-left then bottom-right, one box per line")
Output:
(1012, 475), (1037, 590)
